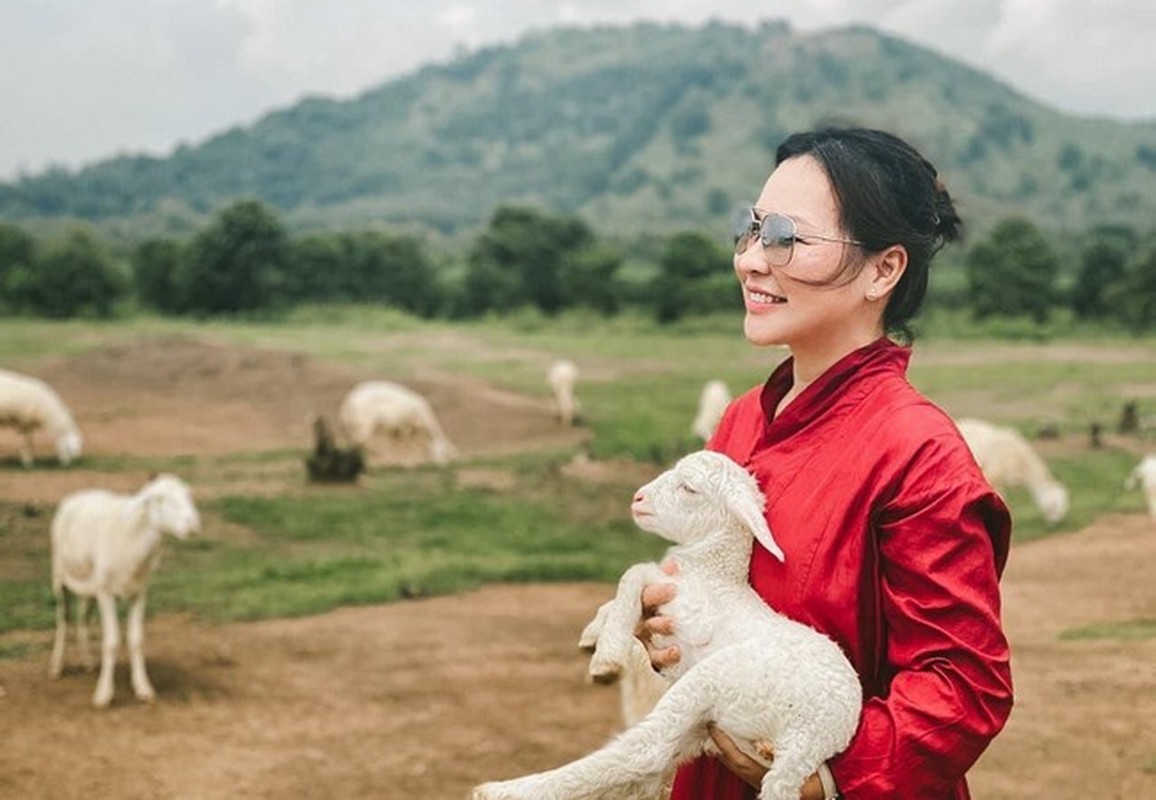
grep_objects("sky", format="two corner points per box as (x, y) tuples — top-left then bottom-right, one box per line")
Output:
(2, 0), (1155, 181)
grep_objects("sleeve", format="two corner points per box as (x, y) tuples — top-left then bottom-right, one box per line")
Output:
(829, 435), (1014, 799)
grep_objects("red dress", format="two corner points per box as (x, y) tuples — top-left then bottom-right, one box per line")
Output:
(670, 338), (1013, 800)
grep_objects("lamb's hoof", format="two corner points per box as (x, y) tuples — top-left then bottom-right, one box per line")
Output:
(92, 690), (113, 709)
(577, 638), (596, 654)
(587, 661), (622, 685)
(135, 687), (157, 704)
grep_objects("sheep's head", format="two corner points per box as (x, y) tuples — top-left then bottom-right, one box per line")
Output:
(142, 473), (201, 539)
(631, 450), (784, 561)
(1034, 481), (1070, 525)
(55, 430), (82, 465)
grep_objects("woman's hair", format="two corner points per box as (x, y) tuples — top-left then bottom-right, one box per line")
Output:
(775, 127), (961, 341)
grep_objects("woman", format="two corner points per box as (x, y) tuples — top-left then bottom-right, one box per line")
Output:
(642, 128), (1013, 799)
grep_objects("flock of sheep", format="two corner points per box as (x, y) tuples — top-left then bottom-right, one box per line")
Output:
(1, 358), (1153, 717)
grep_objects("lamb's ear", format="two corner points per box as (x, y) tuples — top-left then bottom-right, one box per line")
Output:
(727, 488), (785, 562)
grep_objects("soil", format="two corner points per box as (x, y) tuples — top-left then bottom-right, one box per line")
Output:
(1, 336), (1154, 799)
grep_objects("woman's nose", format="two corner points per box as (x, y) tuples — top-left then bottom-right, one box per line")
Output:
(734, 246), (770, 277)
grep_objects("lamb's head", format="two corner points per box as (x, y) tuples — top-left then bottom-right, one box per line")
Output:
(1033, 480), (1069, 525)
(631, 450), (784, 561)
(140, 473), (201, 539)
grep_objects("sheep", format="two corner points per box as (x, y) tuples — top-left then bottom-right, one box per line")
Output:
(691, 379), (731, 442)
(338, 380), (457, 465)
(0, 367), (83, 467)
(472, 450), (862, 800)
(957, 417), (1070, 524)
(1125, 454), (1156, 518)
(49, 473), (201, 708)
(547, 360), (580, 426)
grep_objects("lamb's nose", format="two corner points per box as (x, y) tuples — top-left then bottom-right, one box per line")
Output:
(632, 492), (645, 504)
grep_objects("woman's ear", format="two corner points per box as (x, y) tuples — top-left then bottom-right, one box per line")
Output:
(866, 245), (908, 301)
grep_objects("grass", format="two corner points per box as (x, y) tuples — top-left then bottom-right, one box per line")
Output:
(1, 309), (1154, 635)
(1059, 618), (1156, 642)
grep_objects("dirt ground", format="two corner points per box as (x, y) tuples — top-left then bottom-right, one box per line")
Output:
(1, 336), (1154, 799)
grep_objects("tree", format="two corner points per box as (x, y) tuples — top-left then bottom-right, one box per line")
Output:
(1109, 235), (1156, 332)
(652, 231), (732, 323)
(1071, 225), (1136, 319)
(0, 222), (37, 312)
(964, 216), (1059, 323)
(182, 199), (289, 314)
(6, 230), (124, 318)
(132, 238), (188, 314)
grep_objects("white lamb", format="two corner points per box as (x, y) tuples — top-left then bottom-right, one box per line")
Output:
(691, 379), (731, 442)
(49, 473), (201, 708)
(472, 450), (862, 800)
(338, 380), (457, 465)
(547, 360), (580, 426)
(0, 367), (83, 467)
(957, 417), (1070, 524)
(1125, 454), (1156, 518)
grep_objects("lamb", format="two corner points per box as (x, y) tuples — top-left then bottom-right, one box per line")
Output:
(0, 367), (83, 467)
(547, 360), (580, 426)
(49, 473), (201, 708)
(1125, 454), (1156, 518)
(338, 380), (457, 465)
(957, 417), (1070, 524)
(691, 379), (731, 442)
(472, 450), (862, 800)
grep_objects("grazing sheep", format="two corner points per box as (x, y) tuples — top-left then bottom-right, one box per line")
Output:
(49, 474), (201, 708)
(0, 368), (83, 467)
(338, 380), (457, 465)
(1125, 454), (1156, 518)
(957, 418), (1070, 524)
(547, 360), (580, 426)
(691, 379), (731, 442)
(305, 415), (364, 483)
(473, 450), (862, 800)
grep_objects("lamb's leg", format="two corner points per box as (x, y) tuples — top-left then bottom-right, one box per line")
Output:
(18, 433), (33, 468)
(757, 735), (819, 800)
(472, 667), (718, 800)
(76, 595), (95, 671)
(587, 563), (667, 682)
(127, 591), (156, 703)
(577, 600), (613, 654)
(92, 592), (119, 708)
(49, 584), (68, 678)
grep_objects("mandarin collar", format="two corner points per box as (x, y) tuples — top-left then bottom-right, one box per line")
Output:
(758, 337), (912, 442)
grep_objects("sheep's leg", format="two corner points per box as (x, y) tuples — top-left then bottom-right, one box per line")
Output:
(49, 584), (69, 678)
(76, 596), (95, 671)
(127, 591), (156, 703)
(757, 735), (817, 800)
(92, 592), (120, 708)
(18, 432), (34, 468)
(587, 563), (667, 682)
(577, 600), (613, 654)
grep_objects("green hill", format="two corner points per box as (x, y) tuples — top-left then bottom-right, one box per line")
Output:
(3, 20), (1156, 243)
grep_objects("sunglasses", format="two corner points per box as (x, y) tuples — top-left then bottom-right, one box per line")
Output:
(732, 207), (863, 267)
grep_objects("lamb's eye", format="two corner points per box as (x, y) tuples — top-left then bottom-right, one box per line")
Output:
(678, 482), (699, 495)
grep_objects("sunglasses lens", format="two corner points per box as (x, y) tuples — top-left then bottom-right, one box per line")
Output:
(760, 214), (796, 266)
(731, 207), (759, 255)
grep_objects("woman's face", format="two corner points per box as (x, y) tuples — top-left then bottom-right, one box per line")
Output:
(735, 155), (879, 352)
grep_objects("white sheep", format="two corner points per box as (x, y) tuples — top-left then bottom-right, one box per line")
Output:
(957, 417), (1070, 524)
(49, 473), (201, 708)
(691, 379), (731, 442)
(473, 450), (862, 800)
(338, 380), (457, 465)
(1125, 454), (1156, 518)
(0, 367), (83, 467)
(547, 360), (580, 426)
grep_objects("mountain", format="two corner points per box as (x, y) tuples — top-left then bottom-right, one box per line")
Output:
(3, 20), (1156, 243)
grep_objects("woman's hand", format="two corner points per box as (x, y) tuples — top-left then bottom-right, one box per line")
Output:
(708, 725), (828, 800)
(637, 560), (680, 670)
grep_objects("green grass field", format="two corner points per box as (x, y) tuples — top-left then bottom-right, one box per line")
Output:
(1, 308), (1154, 637)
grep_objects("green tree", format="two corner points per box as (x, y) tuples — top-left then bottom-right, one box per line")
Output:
(0, 223), (37, 312)
(132, 238), (188, 314)
(1072, 225), (1137, 319)
(182, 200), (289, 314)
(964, 216), (1059, 323)
(6, 230), (124, 318)
(1109, 236), (1156, 332)
(652, 231), (732, 323)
